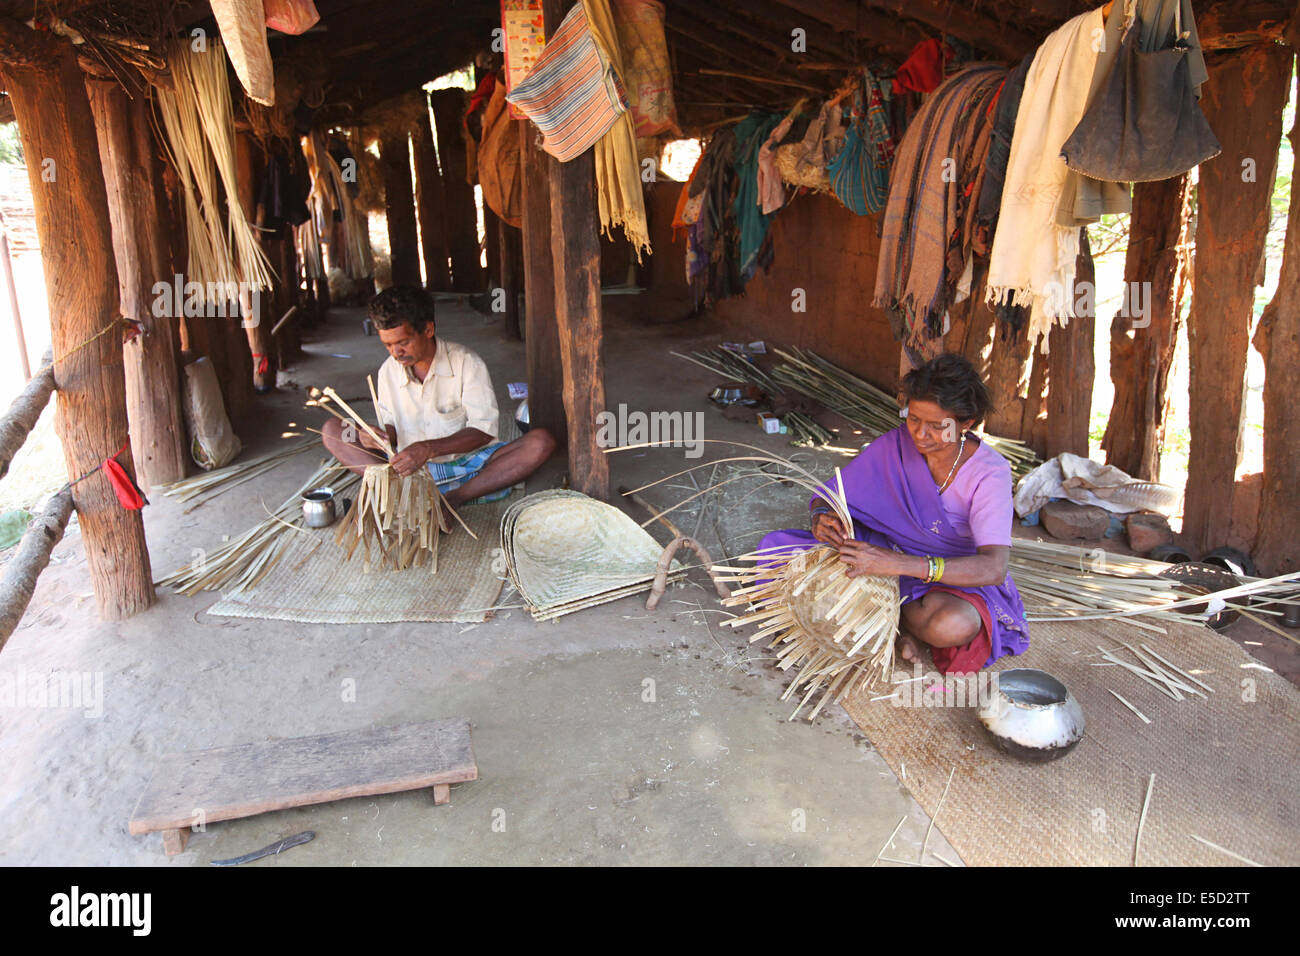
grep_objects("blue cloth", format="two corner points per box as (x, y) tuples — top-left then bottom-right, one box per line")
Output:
(426, 441), (512, 503)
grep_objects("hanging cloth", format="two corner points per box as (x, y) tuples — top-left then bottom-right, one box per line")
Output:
(1059, 0), (1218, 184)
(210, 0), (275, 105)
(984, 7), (1104, 355)
(583, 0), (651, 259)
(892, 38), (954, 95)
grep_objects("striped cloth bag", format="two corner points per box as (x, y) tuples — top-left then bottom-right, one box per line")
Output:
(828, 69), (896, 216)
(506, 3), (629, 162)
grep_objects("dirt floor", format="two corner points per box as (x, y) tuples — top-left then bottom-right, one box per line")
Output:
(0, 299), (967, 866)
(2, 297), (1294, 866)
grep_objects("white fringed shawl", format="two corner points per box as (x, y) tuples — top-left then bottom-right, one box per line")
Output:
(985, 6), (1104, 353)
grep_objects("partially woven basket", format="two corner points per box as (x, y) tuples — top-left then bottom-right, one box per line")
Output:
(720, 545), (900, 720)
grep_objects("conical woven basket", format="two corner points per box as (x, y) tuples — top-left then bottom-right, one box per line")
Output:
(502, 490), (685, 620)
(719, 545), (900, 720)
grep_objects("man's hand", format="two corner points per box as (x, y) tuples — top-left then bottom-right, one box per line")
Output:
(389, 441), (434, 477)
(837, 540), (901, 578)
(811, 511), (847, 547)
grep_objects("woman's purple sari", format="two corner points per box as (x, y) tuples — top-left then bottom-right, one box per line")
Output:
(759, 426), (1029, 668)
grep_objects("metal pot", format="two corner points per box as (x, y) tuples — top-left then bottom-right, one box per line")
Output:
(301, 487), (337, 528)
(978, 668), (1085, 762)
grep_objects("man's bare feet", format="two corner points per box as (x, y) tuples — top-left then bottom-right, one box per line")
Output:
(896, 629), (925, 663)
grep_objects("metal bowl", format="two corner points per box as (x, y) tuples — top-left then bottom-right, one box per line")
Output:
(978, 668), (1085, 762)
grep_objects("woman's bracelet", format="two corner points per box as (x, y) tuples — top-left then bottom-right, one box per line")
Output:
(810, 505), (831, 521)
(923, 555), (946, 583)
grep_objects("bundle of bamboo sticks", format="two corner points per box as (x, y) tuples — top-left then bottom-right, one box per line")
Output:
(311, 384), (473, 573)
(158, 439), (317, 510)
(160, 460), (359, 596)
(334, 463), (453, 573)
(674, 346), (1041, 478)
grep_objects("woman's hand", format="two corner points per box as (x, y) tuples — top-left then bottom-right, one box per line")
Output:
(389, 441), (433, 477)
(811, 511), (847, 547)
(837, 540), (901, 578)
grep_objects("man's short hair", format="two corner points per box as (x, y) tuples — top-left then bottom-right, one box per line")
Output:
(369, 286), (435, 334)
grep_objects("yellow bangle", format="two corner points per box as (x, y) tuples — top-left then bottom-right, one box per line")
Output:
(933, 556), (945, 582)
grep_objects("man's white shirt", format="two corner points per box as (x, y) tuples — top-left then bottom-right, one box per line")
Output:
(374, 339), (499, 463)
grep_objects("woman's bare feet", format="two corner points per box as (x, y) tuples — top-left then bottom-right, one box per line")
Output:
(896, 629), (925, 663)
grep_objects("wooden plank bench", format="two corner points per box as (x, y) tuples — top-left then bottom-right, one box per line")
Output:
(129, 718), (477, 855)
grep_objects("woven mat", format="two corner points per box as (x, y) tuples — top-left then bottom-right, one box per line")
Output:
(839, 617), (1300, 866)
(206, 499), (508, 624)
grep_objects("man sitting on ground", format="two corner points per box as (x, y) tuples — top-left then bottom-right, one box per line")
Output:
(321, 286), (555, 513)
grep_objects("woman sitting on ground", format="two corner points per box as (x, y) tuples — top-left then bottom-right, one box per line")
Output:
(758, 353), (1029, 675)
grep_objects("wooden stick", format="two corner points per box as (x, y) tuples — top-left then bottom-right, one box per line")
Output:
(922, 766), (956, 865)
(1134, 773), (1155, 866)
(1190, 834), (1262, 867)
(270, 305), (298, 337)
(872, 815), (908, 868)
(1109, 689), (1151, 724)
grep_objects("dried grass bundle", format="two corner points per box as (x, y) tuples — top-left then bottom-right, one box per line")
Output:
(154, 37), (274, 292)
(301, 129), (373, 279)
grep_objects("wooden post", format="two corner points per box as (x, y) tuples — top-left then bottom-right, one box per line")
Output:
(86, 79), (187, 490)
(430, 89), (483, 292)
(1043, 230), (1096, 459)
(380, 130), (421, 287)
(519, 119), (567, 440)
(499, 220), (522, 340)
(1184, 42), (1289, 555)
(1, 33), (154, 619)
(1253, 56), (1300, 577)
(548, 135), (610, 500)
(412, 99), (450, 290)
(1100, 176), (1193, 480)
(984, 321), (1036, 443)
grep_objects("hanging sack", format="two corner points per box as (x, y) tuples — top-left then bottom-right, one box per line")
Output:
(827, 72), (893, 216)
(1060, 2), (1219, 183)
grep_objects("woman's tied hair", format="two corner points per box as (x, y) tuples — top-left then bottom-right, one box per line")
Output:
(368, 285), (436, 334)
(900, 353), (994, 427)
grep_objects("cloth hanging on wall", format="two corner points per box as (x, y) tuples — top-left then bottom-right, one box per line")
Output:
(872, 64), (1005, 344)
(264, 0), (319, 34)
(583, 0), (651, 259)
(732, 111), (784, 283)
(757, 99), (805, 215)
(892, 38), (954, 95)
(506, 4), (628, 162)
(611, 0), (679, 138)
(478, 81), (523, 227)
(984, 7), (1105, 355)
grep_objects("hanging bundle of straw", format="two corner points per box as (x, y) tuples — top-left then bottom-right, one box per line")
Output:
(154, 36), (274, 293)
(301, 129), (372, 279)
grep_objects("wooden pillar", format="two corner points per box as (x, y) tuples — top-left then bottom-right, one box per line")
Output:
(85, 78), (187, 489)
(413, 101), (450, 290)
(1100, 176), (1193, 480)
(499, 221), (522, 340)
(1253, 55), (1300, 576)
(1184, 43), (1289, 555)
(548, 128), (610, 500)
(1043, 230), (1096, 459)
(430, 89), (483, 292)
(984, 323), (1035, 442)
(519, 119), (567, 440)
(380, 130), (421, 287)
(1, 33), (153, 619)
(484, 207), (502, 295)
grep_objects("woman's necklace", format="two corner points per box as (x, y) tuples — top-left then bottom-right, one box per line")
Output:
(935, 432), (967, 495)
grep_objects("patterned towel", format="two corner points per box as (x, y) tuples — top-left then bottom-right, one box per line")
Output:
(506, 2), (628, 162)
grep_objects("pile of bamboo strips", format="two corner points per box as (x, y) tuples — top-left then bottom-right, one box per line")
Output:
(160, 461), (359, 596)
(158, 439), (317, 510)
(674, 346), (1041, 478)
